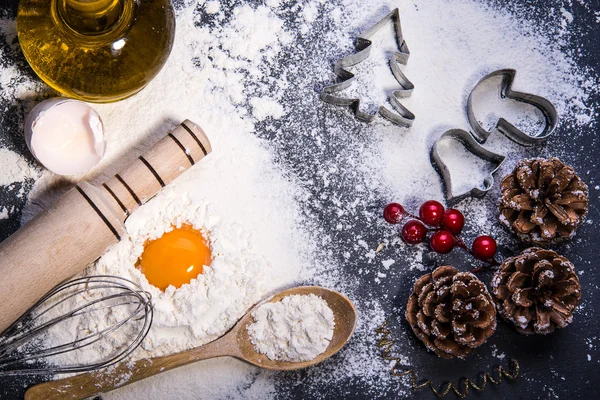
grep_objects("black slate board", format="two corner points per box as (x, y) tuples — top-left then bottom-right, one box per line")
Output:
(0, 0), (599, 399)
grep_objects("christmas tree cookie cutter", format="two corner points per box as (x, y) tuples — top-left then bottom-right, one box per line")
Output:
(431, 69), (558, 204)
(319, 8), (415, 127)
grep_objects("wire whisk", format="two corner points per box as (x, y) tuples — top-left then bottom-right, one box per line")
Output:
(0, 275), (153, 376)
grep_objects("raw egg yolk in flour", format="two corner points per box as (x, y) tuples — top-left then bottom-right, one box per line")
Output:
(137, 225), (212, 291)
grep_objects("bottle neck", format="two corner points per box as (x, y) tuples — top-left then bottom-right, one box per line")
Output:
(57, 0), (127, 35)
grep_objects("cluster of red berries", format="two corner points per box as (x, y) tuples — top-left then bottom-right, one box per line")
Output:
(383, 200), (498, 264)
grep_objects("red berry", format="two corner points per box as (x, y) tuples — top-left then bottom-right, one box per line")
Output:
(472, 236), (497, 260)
(419, 200), (445, 227)
(442, 209), (465, 235)
(401, 220), (428, 244)
(383, 203), (407, 224)
(430, 230), (455, 254)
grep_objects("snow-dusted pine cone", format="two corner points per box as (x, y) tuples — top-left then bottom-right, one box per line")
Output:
(406, 266), (496, 359)
(490, 247), (581, 335)
(499, 158), (588, 245)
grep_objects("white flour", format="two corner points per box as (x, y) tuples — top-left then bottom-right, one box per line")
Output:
(0, 147), (40, 221)
(2, 0), (318, 394)
(0, 0), (598, 397)
(435, 137), (499, 197)
(90, 192), (269, 356)
(221, 4), (291, 61)
(247, 294), (335, 362)
(250, 96), (285, 121)
(0, 148), (39, 187)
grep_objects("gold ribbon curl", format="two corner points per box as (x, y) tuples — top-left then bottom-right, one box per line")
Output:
(376, 319), (520, 398)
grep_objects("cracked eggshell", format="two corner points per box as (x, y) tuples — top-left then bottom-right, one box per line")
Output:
(24, 97), (106, 176)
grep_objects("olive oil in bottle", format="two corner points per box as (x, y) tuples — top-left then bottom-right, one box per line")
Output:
(17, 0), (175, 102)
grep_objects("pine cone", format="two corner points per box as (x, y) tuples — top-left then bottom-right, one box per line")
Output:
(499, 158), (588, 245)
(490, 247), (581, 335)
(406, 266), (496, 359)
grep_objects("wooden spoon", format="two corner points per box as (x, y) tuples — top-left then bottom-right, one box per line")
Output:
(25, 286), (357, 400)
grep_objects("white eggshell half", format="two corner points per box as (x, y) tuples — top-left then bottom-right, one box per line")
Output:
(24, 98), (106, 176)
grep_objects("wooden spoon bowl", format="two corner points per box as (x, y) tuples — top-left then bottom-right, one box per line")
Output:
(25, 286), (357, 400)
(236, 286), (357, 370)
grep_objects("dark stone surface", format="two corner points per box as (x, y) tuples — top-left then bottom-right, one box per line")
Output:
(0, 0), (598, 399)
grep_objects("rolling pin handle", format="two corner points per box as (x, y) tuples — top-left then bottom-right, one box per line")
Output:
(100, 120), (212, 216)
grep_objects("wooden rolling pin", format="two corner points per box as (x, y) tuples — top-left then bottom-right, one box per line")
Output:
(0, 120), (211, 335)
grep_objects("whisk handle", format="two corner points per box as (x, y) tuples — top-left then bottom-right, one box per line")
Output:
(24, 334), (240, 400)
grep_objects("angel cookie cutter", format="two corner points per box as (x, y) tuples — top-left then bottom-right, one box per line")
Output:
(431, 69), (558, 204)
(319, 8), (415, 127)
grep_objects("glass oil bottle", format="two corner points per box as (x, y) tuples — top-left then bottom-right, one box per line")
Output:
(17, 0), (175, 102)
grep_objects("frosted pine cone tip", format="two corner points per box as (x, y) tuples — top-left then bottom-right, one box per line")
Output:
(491, 247), (581, 335)
(499, 158), (588, 246)
(406, 266), (496, 359)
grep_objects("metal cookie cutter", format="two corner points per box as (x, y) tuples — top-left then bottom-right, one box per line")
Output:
(467, 69), (558, 146)
(319, 8), (415, 127)
(431, 69), (558, 204)
(431, 129), (506, 203)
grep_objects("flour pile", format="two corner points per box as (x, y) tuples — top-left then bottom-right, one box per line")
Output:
(42, 191), (273, 365)
(95, 193), (268, 356)
(247, 294), (335, 362)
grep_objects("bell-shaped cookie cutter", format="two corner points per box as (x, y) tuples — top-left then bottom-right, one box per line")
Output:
(432, 69), (558, 204)
(431, 129), (506, 204)
(319, 8), (415, 127)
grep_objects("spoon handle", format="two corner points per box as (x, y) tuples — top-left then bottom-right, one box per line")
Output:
(25, 335), (239, 400)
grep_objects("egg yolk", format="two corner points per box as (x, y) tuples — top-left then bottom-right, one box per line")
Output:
(137, 225), (212, 291)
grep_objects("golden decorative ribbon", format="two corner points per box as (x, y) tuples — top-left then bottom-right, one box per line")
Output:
(376, 319), (520, 398)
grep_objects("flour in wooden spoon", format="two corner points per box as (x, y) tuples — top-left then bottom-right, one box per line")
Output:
(247, 294), (335, 362)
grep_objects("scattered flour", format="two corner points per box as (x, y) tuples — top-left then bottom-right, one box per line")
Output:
(0, 148), (39, 186)
(249, 96), (285, 121)
(204, 1), (220, 14)
(247, 294), (335, 362)
(435, 135), (499, 197)
(302, 3), (318, 23)
(220, 4), (291, 61)
(0, 0), (597, 398)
